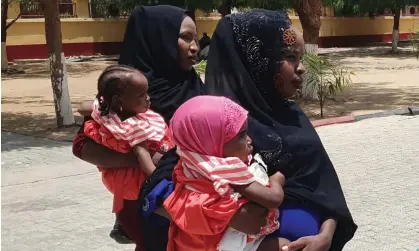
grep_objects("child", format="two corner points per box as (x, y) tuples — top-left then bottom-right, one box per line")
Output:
(83, 65), (174, 222)
(164, 95), (289, 251)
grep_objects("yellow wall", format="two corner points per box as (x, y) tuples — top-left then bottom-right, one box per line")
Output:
(196, 16), (418, 38)
(5, 3), (419, 47)
(320, 16), (418, 36)
(195, 17), (222, 38)
(7, 1), (20, 19)
(76, 0), (90, 18)
(6, 18), (127, 46)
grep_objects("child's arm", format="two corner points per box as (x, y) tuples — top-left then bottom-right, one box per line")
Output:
(132, 141), (157, 176)
(78, 101), (94, 117)
(231, 171), (285, 209)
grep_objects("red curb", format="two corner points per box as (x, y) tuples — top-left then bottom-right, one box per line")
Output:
(311, 115), (355, 128)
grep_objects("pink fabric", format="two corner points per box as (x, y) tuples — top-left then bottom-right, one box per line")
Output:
(170, 95), (248, 157)
(170, 96), (253, 195)
(91, 99), (167, 147)
(84, 100), (174, 213)
(165, 96), (278, 251)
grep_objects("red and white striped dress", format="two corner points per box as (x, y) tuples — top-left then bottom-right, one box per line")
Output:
(84, 100), (174, 212)
(163, 149), (279, 251)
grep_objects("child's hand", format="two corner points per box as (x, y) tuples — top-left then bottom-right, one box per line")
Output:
(78, 100), (94, 117)
(269, 171), (285, 187)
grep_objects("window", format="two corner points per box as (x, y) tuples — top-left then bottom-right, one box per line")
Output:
(20, 0), (77, 18)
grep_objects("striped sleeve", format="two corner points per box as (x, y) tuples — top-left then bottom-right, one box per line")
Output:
(181, 150), (255, 186)
(124, 119), (157, 146)
(90, 100), (154, 146)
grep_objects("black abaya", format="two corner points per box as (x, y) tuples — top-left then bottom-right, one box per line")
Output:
(204, 10), (357, 251)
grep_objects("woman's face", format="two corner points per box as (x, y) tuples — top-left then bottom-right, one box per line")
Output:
(274, 26), (305, 99)
(178, 16), (199, 71)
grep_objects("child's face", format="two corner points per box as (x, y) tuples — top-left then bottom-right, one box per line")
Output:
(223, 120), (253, 162)
(120, 72), (150, 115)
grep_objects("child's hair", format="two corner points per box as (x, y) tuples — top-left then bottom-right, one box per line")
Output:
(96, 64), (139, 116)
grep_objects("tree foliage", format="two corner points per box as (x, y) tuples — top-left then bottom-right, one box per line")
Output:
(303, 54), (354, 118)
(333, 0), (419, 17)
(409, 31), (419, 59)
(1, 0), (39, 34)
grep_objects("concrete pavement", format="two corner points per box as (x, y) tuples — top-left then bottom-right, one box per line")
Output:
(2, 115), (419, 250)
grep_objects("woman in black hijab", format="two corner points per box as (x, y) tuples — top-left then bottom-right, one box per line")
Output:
(75, 5), (269, 251)
(73, 5), (204, 250)
(119, 5), (203, 123)
(204, 9), (357, 251)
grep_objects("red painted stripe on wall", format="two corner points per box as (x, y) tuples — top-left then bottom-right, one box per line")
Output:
(6, 33), (413, 61)
(318, 33), (412, 48)
(6, 42), (122, 61)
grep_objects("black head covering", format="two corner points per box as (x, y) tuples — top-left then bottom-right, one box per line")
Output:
(119, 6), (203, 251)
(119, 5), (203, 123)
(205, 9), (357, 251)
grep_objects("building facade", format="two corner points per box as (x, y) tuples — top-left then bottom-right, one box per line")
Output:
(5, 1), (419, 61)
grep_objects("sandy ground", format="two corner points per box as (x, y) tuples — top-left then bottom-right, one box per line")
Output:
(299, 46), (419, 118)
(2, 46), (419, 140)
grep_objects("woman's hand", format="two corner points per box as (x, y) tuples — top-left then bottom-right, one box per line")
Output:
(81, 139), (138, 168)
(229, 202), (268, 235)
(283, 233), (332, 251)
(284, 218), (336, 251)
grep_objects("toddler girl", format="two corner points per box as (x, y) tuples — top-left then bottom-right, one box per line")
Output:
(164, 95), (288, 251)
(83, 65), (174, 214)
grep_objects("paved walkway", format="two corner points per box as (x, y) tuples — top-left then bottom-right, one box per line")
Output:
(2, 115), (419, 251)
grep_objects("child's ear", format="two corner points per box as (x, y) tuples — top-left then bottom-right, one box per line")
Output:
(111, 95), (123, 111)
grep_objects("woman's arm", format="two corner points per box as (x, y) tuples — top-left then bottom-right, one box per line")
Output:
(285, 218), (337, 251)
(133, 142), (157, 176)
(152, 202), (268, 235)
(319, 218), (337, 241)
(79, 137), (139, 168)
(229, 202), (269, 235)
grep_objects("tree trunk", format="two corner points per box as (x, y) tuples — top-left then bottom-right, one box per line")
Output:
(1, 0), (8, 71)
(294, 0), (322, 46)
(44, 0), (75, 127)
(294, 0), (322, 100)
(392, 8), (401, 53)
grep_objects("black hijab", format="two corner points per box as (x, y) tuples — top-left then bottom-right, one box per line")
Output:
(119, 6), (203, 251)
(204, 10), (357, 251)
(119, 5), (203, 123)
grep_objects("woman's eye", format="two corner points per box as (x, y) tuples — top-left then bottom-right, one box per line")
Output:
(180, 33), (193, 43)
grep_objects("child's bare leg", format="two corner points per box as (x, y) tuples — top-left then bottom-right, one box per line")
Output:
(257, 237), (290, 251)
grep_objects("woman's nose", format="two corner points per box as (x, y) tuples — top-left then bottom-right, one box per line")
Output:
(297, 62), (305, 75)
(190, 40), (198, 53)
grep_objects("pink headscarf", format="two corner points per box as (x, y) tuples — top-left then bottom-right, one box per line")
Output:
(170, 95), (248, 157)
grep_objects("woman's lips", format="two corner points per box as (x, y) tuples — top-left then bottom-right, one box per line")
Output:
(189, 57), (197, 64)
(293, 79), (303, 89)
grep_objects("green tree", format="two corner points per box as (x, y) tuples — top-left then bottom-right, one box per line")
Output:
(409, 31), (419, 59)
(303, 53), (354, 118)
(90, 0), (247, 19)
